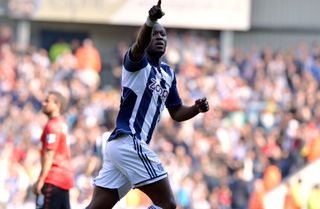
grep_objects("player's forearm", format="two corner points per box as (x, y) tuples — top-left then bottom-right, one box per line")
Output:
(131, 24), (153, 61)
(169, 105), (199, 122)
(38, 150), (55, 181)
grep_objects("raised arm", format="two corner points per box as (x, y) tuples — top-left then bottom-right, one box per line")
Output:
(130, 0), (165, 62)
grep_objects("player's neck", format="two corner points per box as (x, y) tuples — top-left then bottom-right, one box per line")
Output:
(147, 54), (161, 66)
(49, 112), (60, 119)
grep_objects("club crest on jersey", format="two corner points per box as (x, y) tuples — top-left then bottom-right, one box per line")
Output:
(148, 78), (168, 100)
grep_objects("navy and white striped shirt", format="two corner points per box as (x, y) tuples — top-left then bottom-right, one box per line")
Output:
(109, 49), (182, 144)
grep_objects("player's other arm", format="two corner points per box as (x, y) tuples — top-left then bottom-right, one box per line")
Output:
(38, 149), (55, 181)
(130, 0), (164, 61)
(168, 98), (209, 122)
(33, 148), (55, 195)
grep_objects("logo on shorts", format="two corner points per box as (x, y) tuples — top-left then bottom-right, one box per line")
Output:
(157, 163), (164, 171)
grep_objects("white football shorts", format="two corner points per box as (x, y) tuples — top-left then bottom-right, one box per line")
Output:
(93, 134), (168, 198)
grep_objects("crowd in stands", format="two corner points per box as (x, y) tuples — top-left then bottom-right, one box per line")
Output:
(1, 22), (320, 209)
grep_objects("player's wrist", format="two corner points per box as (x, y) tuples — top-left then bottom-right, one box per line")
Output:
(146, 17), (157, 27)
(194, 104), (201, 114)
(37, 178), (45, 184)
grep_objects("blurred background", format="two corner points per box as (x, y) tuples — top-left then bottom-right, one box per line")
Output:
(1, 0), (320, 208)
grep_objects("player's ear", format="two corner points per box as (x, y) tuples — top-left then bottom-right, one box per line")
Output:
(55, 101), (61, 112)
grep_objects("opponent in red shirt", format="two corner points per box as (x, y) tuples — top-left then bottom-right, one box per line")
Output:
(32, 91), (74, 209)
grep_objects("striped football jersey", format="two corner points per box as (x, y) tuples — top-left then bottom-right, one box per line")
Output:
(109, 49), (182, 144)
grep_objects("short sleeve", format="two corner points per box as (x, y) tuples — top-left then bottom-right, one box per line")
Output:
(43, 122), (60, 151)
(123, 48), (148, 72)
(165, 74), (182, 108)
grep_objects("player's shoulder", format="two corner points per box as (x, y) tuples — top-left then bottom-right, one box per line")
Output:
(123, 48), (148, 72)
(46, 117), (66, 133)
(160, 62), (175, 77)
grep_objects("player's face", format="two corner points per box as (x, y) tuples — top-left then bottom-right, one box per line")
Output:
(42, 94), (58, 116)
(147, 24), (167, 58)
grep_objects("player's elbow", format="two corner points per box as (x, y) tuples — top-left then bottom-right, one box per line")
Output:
(168, 107), (183, 122)
(171, 115), (184, 122)
(170, 111), (188, 122)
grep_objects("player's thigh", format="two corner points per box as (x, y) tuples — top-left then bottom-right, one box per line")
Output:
(111, 136), (168, 188)
(41, 184), (63, 209)
(138, 177), (175, 206)
(60, 189), (70, 209)
(86, 186), (119, 209)
(94, 136), (131, 194)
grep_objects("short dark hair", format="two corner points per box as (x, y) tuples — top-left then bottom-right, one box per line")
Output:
(48, 90), (68, 113)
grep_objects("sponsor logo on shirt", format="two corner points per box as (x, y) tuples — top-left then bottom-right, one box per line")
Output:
(46, 134), (56, 144)
(149, 78), (168, 100)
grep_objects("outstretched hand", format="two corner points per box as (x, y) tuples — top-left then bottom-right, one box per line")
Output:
(149, 0), (165, 21)
(195, 98), (209, 113)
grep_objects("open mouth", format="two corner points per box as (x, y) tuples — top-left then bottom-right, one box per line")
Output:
(155, 42), (165, 49)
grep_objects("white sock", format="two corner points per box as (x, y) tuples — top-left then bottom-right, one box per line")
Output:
(147, 205), (163, 209)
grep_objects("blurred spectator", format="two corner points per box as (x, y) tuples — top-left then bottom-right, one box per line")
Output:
(290, 178), (305, 209)
(307, 184), (320, 209)
(248, 179), (265, 209)
(0, 24), (13, 46)
(0, 44), (16, 92)
(262, 158), (282, 192)
(175, 176), (192, 209)
(230, 168), (250, 209)
(217, 183), (232, 209)
(283, 182), (300, 209)
(309, 56), (320, 82)
(49, 39), (71, 62)
(302, 134), (320, 163)
(74, 38), (101, 91)
(75, 38), (101, 72)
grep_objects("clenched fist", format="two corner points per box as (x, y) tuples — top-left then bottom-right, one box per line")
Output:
(195, 98), (209, 113)
(149, 0), (165, 21)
